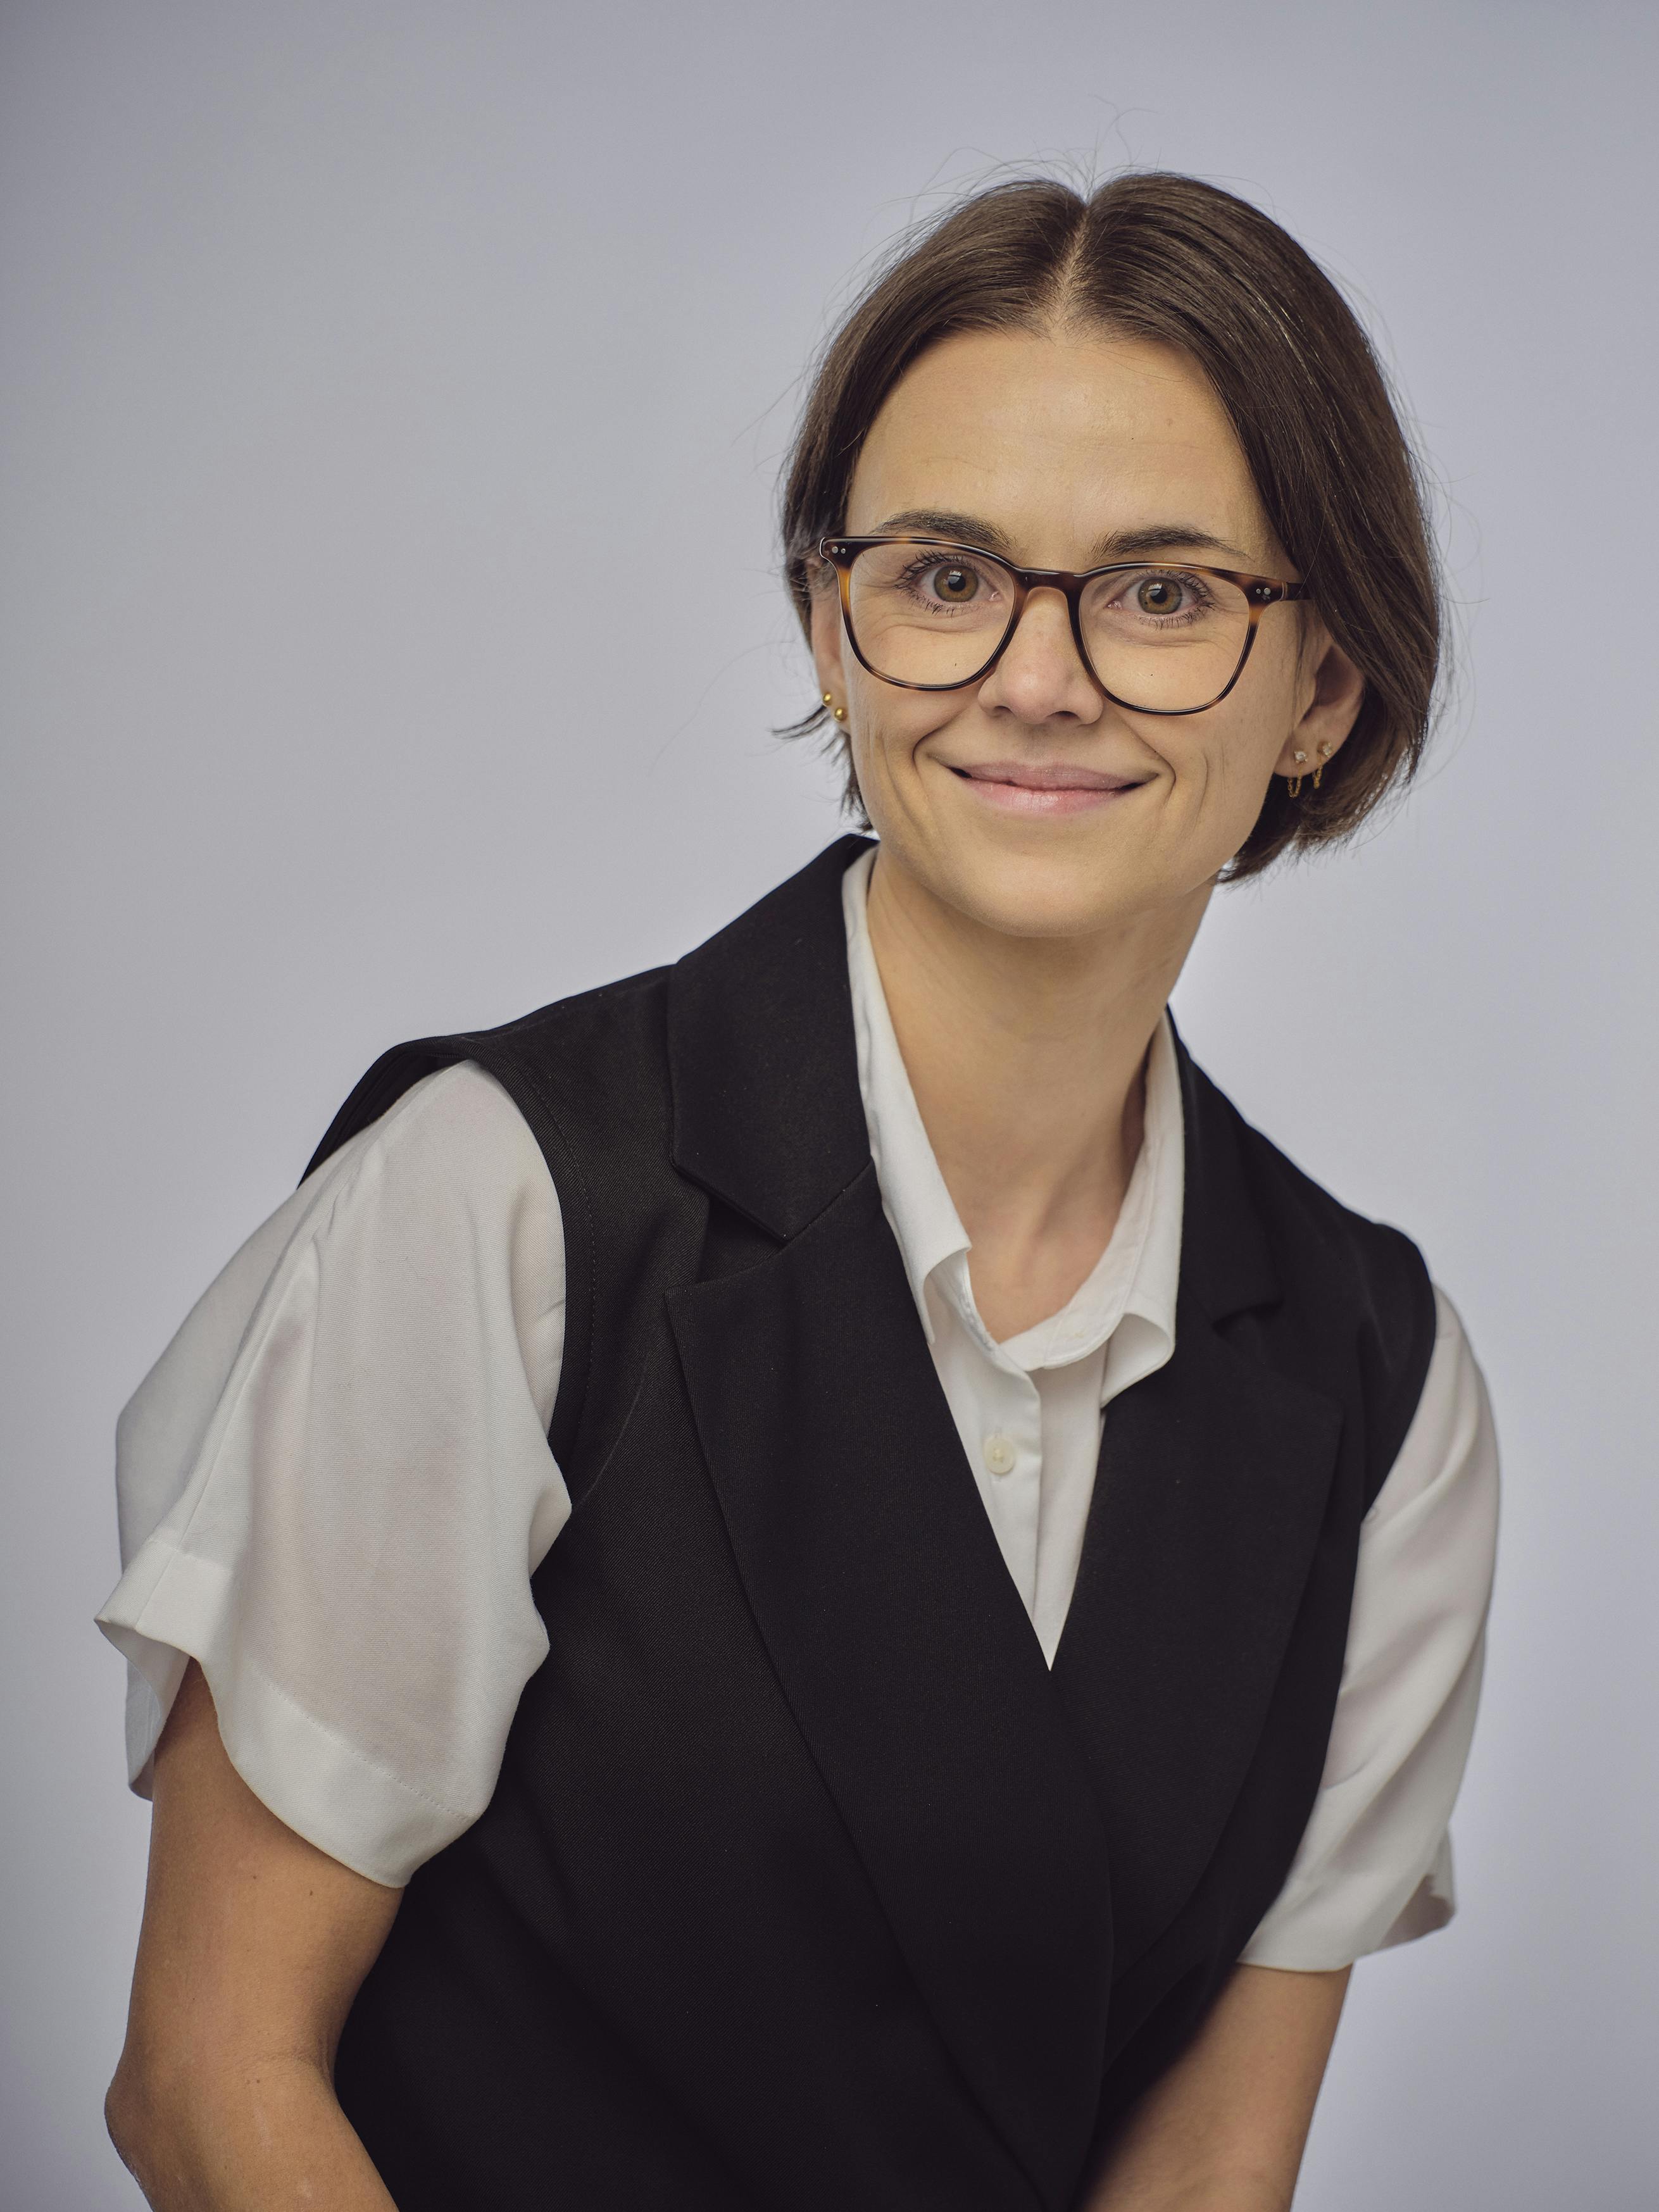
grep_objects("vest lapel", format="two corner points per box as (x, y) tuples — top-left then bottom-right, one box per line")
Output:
(663, 846), (1345, 2192)
(669, 1184), (1111, 2208)
(1051, 1047), (1344, 1972)
(667, 842), (1111, 2209)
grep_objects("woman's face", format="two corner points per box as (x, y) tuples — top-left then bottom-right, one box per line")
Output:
(810, 325), (1364, 941)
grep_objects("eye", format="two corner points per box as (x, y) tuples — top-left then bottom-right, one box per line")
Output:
(927, 562), (982, 604)
(1135, 575), (1189, 616)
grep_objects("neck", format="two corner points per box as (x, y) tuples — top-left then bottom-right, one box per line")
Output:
(865, 848), (1208, 1337)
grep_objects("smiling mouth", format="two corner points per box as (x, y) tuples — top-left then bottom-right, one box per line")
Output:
(947, 759), (1149, 813)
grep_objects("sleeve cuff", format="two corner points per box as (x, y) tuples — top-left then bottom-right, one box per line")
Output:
(97, 1538), (471, 1887)
(1239, 1832), (1457, 1972)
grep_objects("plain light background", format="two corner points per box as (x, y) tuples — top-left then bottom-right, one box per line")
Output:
(3, 2), (1655, 2204)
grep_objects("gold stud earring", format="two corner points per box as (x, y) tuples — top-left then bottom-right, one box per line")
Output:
(1287, 748), (1308, 799)
(833, 706), (847, 722)
(822, 692), (833, 705)
(1312, 740), (1334, 791)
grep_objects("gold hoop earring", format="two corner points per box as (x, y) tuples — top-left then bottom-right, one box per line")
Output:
(1312, 740), (1334, 791)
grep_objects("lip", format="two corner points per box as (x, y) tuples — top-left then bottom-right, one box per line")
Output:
(944, 758), (1149, 816)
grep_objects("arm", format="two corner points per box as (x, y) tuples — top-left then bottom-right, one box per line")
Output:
(106, 1663), (402, 2211)
(1084, 1963), (1349, 2212)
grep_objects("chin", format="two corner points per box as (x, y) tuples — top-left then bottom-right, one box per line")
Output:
(872, 785), (1199, 942)
(943, 845), (1156, 942)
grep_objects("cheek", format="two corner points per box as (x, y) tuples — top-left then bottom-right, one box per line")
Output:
(843, 706), (904, 828)
(1169, 646), (1299, 803)
(849, 689), (949, 791)
(1143, 699), (1291, 872)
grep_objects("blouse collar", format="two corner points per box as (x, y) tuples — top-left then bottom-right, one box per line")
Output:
(841, 846), (1183, 1397)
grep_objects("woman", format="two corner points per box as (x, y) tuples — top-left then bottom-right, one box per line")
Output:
(102, 172), (1498, 2211)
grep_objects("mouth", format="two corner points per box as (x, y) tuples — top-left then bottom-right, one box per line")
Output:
(945, 758), (1151, 817)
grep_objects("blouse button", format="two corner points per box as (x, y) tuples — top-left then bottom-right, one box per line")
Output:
(982, 1433), (1017, 1477)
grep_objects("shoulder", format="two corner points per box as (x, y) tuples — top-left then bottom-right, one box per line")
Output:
(307, 1059), (553, 1221)
(1187, 1054), (1431, 1303)
(304, 965), (673, 1187)
(1241, 1099), (1430, 1341)
(475, 965), (673, 1075)
(1366, 1285), (1498, 1526)
(243, 1064), (567, 1365)
(1184, 1055), (1438, 1485)
(480, 968), (678, 1154)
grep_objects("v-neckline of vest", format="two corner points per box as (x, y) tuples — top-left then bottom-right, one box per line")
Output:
(660, 840), (1345, 2207)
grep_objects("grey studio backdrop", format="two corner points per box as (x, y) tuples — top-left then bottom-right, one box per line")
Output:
(3, 3), (1655, 2206)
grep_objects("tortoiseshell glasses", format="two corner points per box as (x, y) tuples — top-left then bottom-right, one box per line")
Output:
(818, 534), (1308, 715)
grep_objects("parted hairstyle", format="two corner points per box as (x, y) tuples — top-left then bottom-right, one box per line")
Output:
(780, 172), (1443, 882)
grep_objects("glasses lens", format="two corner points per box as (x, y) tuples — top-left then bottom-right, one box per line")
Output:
(846, 542), (1016, 687)
(1080, 566), (1252, 711)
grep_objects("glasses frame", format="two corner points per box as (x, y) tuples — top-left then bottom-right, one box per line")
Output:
(818, 533), (1309, 716)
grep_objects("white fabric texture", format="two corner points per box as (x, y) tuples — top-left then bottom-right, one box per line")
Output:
(99, 1067), (571, 1885)
(99, 851), (1498, 1965)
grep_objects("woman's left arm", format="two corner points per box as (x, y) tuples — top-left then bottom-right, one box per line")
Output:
(1083, 1963), (1349, 2212)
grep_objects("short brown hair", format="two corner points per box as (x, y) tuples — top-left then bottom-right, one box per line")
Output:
(780, 172), (1443, 881)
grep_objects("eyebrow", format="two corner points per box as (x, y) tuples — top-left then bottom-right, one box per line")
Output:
(870, 509), (1251, 567)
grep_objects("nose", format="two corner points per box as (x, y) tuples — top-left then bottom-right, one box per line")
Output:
(975, 584), (1104, 727)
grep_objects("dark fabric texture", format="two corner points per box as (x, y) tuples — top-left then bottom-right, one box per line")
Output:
(316, 836), (1437, 2211)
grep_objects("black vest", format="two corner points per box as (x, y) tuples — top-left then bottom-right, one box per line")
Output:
(315, 837), (1435, 2212)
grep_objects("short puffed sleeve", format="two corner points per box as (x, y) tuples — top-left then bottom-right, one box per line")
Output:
(97, 1063), (570, 1887)
(1242, 1287), (1499, 1969)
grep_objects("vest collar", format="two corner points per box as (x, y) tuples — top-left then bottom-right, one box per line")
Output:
(667, 835), (875, 1240)
(667, 834), (1280, 1331)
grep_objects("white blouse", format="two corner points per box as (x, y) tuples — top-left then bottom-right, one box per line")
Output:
(98, 851), (1499, 1971)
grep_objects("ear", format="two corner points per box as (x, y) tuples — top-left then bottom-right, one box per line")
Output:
(1274, 620), (1366, 778)
(808, 565), (849, 710)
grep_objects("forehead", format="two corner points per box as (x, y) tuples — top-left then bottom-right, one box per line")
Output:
(847, 325), (1272, 561)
